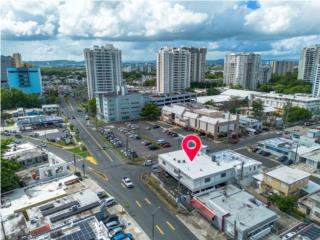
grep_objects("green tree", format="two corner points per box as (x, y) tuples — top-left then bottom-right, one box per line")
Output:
(230, 84), (243, 90)
(252, 99), (264, 119)
(143, 79), (156, 87)
(1, 139), (22, 192)
(207, 87), (220, 95)
(88, 98), (97, 117)
(285, 106), (313, 123)
(258, 72), (312, 94)
(140, 102), (161, 120)
(204, 100), (215, 106)
(1, 88), (41, 110)
(268, 194), (296, 213)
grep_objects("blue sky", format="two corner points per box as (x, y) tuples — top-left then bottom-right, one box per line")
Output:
(1, 0), (320, 61)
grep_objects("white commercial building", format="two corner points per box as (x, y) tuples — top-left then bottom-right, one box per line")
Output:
(224, 53), (261, 90)
(312, 64), (320, 97)
(298, 45), (320, 82)
(239, 115), (262, 130)
(182, 47), (207, 83)
(161, 103), (239, 139)
(271, 60), (295, 75)
(96, 90), (146, 122)
(192, 185), (278, 240)
(156, 47), (191, 94)
(84, 45), (122, 99)
(12, 53), (22, 67)
(158, 149), (261, 193)
(254, 92), (320, 114)
(42, 104), (60, 115)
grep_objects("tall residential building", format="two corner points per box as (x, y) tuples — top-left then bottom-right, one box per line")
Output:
(1, 55), (13, 87)
(298, 45), (320, 82)
(312, 64), (320, 97)
(258, 65), (272, 84)
(224, 53), (261, 90)
(7, 67), (42, 94)
(156, 47), (191, 94)
(84, 45), (122, 99)
(12, 53), (22, 67)
(271, 60), (295, 75)
(182, 47), (207, 82)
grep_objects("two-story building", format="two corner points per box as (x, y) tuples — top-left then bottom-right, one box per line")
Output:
(158, 148), (261, 193)
(262, 166), (310, 196)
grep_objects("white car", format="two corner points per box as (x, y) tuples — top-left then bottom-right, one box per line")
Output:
(122, 177), (134, 188)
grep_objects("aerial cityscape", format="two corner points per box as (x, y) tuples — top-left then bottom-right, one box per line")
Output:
(1, 1), (320, 240)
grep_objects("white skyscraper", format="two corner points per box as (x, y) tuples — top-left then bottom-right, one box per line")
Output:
(258, 65), (272, 84)
(224, 53), (261, 90)
(12, 53), (22, 67)
(182, 47), (207, 82)
(156, 47), (191, 94)
(298, 45), (320, 82)
(312, 64), (320, 97)
(271, 60), (295, 75)
(84, 45), (122, 99)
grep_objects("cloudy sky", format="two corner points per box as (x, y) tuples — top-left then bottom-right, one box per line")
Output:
(1, 0), (320, 61)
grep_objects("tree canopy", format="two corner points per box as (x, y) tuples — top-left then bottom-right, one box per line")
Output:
(251, 99), (264, 119)
(1, 88), (41, 110)
(284, 106), (313, 123)
(88, 98), (97, 117)
(207, 87), (220, 95)
(1, 138), (22, 192)
(190, 80), (224, 89)
(205, 72), (223, 79)
(140, 102), (161, 120)
(259, 72), (312, 94)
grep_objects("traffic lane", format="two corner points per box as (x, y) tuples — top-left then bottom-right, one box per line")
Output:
(104, 164), (197, 240)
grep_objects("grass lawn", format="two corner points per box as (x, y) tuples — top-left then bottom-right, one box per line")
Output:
(68, 147), (89, 158)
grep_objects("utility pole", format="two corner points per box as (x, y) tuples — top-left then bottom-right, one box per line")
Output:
(82, 158), (85, 177)
(73, 153), (76, 173)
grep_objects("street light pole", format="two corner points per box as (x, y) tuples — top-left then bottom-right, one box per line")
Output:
(152, 206), (160, 240)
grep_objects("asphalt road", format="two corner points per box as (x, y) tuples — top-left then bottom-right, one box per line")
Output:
(61, 97), (198, 240)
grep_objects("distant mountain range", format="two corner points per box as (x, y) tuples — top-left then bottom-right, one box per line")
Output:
(27, 58), (299, 67)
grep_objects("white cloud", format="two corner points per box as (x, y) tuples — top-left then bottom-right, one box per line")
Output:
(245, 0), (320, 35)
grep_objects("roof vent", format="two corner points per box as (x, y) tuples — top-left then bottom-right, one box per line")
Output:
(178, 160), (181, 163)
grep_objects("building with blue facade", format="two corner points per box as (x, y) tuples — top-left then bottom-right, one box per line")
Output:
(7, 67), (42, 94)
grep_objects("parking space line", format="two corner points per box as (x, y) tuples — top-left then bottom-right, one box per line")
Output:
(121, 183), (126, 188)
(145, 197), (151, 205)
(156, 225), (164, 235)
(166, 221), (175, 231)
(136, 200), (142, 208)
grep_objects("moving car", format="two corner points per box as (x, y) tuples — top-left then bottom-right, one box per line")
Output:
(122, 177), (134, 188)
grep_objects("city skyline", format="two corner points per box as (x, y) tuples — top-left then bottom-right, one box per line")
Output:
(1, 0), (320, 61)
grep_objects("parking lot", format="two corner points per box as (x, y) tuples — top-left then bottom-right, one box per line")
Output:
(98, 121), (184, 161)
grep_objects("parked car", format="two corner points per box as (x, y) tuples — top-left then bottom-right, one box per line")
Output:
(284, 159), (293, 165)
(152, 125), (160, 129)
(101, 197), (117, 207)
(262, 151), (271, 157)
(40, 144), (47, 148)
(122, 177), (134, 188)
(277, 156), (288, 162)
(143, 160), (153, 166)
(162, 143), (171, 148)
(148, 144), (159, 151)
(103, 215), (119, 225)
(96, 191), (107, 198)
(141, 140), (151, 146)
(106, 220), (124, 231)
(108, 227), (123, 238)
(111, 233), (133, 240)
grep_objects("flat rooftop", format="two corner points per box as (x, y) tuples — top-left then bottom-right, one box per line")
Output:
(0, 175), (83, 218)
(258, 92), (320, 102)
(265, 166), (310, 184)
(3, 142), (47, 160)
(159, 149), (260, 179)
(197, 185), (278, 232)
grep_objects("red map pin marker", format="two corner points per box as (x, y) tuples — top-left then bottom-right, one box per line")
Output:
(181, 135), (202, 161)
